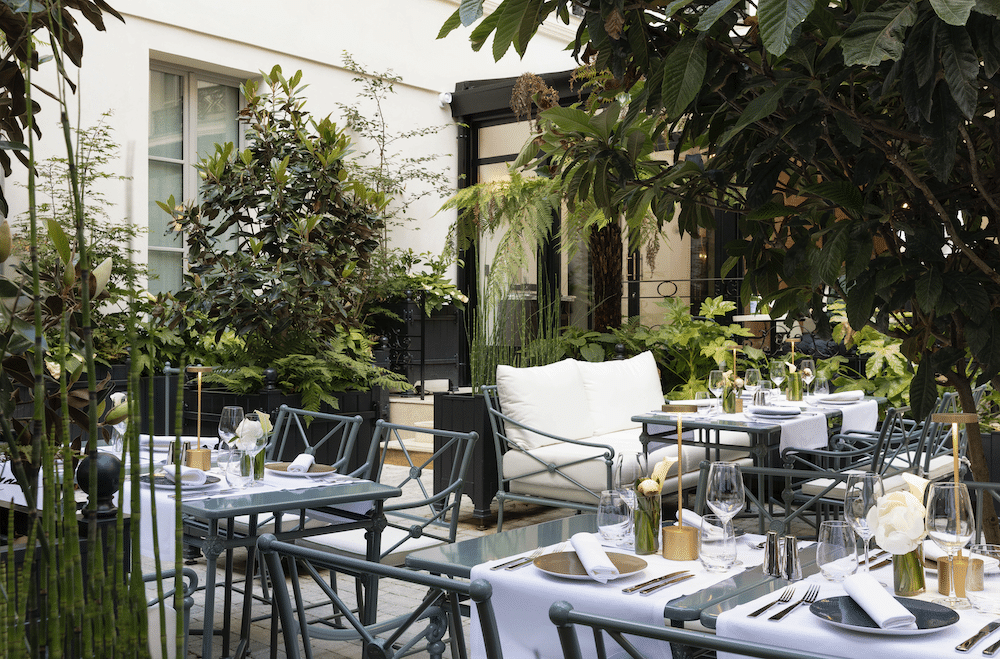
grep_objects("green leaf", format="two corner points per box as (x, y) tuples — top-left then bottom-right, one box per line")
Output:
(545, 106), (600, 136)
(799, 181), (864, 212)
(914, 267), (943, 312)
(718, 80), (792, 147)
(758, 0), (816, 55)
(938, 25), (980, 119)
(846, 280), (876, 330)
(514, 0), (544, 56)
(438, 8), (463, 38)
(842, 0), (918, 66)
(580, 343), (605, 362)
(976, 0), (1000, 17)
(696, 0), (741, 31)
(909, 358), (939, 420)
(661, 37), (708, 119)
(747, 201), (798, 221)
(45, 217), (71, 266)
(930, 0), (975, 24)
(469, 9), (500, 51)
(810, 223), (848, 285)
(459, 0), (484, 26)
(493, 0), (531, 60)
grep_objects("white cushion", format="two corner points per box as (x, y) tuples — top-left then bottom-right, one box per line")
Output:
(800, 472), (908, 499)
(577, 352), (665, 435)
(496, 359), (593, 450)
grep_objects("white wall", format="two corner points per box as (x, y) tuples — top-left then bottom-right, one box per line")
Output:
(7, 0), (577, 283)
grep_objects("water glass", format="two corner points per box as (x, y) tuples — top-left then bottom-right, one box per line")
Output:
(817, 520), (858, 581)
(966, 544), (1000, 614)
(223, 449), (253, 489)
(218, 406), (244, 448)
(698, 514), (736, 572)
(597, 490), (631, 545)
(813, 377), (830, 397)
(757, 382), (774, 405)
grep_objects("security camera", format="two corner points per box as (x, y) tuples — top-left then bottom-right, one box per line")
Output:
(438, 92), (453, 108)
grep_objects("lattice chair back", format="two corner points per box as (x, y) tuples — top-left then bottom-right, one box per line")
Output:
(259, 535), (503, 659)
(269, 405), (366, 477)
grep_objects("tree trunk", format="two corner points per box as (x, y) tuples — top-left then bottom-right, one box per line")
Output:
(955, 380), (1000, 544)
(590, 220), (623, 333)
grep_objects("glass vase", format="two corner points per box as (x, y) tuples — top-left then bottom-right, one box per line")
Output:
(721, 386), (737, 413)
(893, 547), (926, 596)
(786, 372), (803, 401)
(634, 494), (662, 555)
(254, 450), (266, 480)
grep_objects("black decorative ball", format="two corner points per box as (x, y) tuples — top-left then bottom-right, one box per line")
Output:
(75, 452), (121, 516)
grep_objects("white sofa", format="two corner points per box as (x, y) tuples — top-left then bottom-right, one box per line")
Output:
(483, 351), (752, 530)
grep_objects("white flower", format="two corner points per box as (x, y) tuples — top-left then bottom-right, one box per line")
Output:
(802, 367), (813, 378)
(734, 377), (744, 389)
(637, 478), (661, 496)
(867, 491), (926, 554)
(110, 392), (127, 406)
(787, 362), (797, 373)
(234, 417), (264, 451)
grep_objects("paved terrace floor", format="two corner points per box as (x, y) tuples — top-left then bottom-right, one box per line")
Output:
(152, 464), (778, 659)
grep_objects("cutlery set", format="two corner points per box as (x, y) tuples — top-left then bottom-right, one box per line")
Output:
(957, 619), (1000, 655)
(492, 543), (567, 571)
(746, 585), (820, 621)
(621, 571), (695, 596)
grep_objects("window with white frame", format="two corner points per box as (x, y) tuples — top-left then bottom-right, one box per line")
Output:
(148, 66), (242, 294)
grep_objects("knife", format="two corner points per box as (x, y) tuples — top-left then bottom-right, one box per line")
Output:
(621, 570), (688, 594)
(956, 619), (1000, 652)
(639, 573), (695, 596)
(868, 557), (892, 570)
(983, 636), (1000, 657)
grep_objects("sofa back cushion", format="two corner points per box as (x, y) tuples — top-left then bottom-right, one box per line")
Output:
(578, 351), (665, 435)
(496, 359), (594, 450)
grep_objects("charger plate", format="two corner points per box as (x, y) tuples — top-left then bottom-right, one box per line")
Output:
(534, 552), (647, 580)
(809, 596), (958, 636)
(139, 473), (220, 491)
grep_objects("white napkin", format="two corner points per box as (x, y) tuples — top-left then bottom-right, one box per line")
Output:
(287, 453), (315, 473)
(747, 405), (800, 416)
(820, 390), (864, 402)
(676, 509), (723, 540)
(161, 465), (207, 486)
(570, 532), (619, 583)
(923, 540), (1000, 571)
(666, 399), (714, 407)
(842, 573), (916, 629)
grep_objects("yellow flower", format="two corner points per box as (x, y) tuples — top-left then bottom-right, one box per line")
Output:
(637, 478), (661, 496)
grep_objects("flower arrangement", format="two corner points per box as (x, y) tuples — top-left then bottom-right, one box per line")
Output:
(785, 361), (803, 400)
(866, 488), (927, 594)
(234, 410), (273, 479)
(634, 457), (675, 554)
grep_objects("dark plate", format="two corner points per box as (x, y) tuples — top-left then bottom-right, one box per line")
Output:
(809, 596), (959, 636)
(139, 473), (220, 491)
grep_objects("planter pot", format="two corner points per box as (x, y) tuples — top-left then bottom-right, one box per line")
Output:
(433, 391), (497, 528)
(183, 386), (382, 475)
(370, 301), (461, 385)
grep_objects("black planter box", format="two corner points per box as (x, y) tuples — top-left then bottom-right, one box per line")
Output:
(433, 392), (497, 527)
(371, 301), (461, 385)
(182, 387), (383, 474)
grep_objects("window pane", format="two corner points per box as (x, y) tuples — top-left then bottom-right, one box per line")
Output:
(147, 251), (183, 295)
(197, 80), (240, 160)
(149, 71), (183, 159)
(148, 160), (182, 248)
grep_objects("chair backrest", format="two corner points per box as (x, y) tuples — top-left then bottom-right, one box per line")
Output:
(549, 600), (842, 659)
(965, 480), (1000, 543)
(269, 405), (366, 477)
(258, 534), (503, 659)
(366, 419), (479, 560)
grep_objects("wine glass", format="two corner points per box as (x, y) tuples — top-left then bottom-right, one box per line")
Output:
(769, 359), (786, 391)
(708, 369), (725, 414)
(706, 462), (745, 567)
(799, 359), (816, 396)
(844, 473), (884, 575)
(926, 482), (975, 609)
(218, 406), (244, 450)
(743, 368), (761, 398)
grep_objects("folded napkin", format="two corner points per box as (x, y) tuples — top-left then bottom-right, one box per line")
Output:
(666, 399), (714, 407)
(287, 453), (315, 473)
(676, 509), (724, 540)
(746, 405), (800, 416)
(923, 540), (1000, 571)
(843, 573), (916, 629)
(820, 390), (864, 402)
(161, 465), (208, 486)
(570, 532), (620, 583)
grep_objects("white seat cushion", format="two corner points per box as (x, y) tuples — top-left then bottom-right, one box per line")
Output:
(296, 526), (445, 566)
(577, 352), (665, 434)
(496, 359), (593, 450)
(800, 471), (908, 499)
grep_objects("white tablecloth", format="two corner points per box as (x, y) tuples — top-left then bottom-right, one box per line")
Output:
(472, 532), (767, 659)
(717, 560), (997, 659)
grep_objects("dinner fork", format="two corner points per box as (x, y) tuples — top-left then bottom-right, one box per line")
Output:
(492, 546), (544, 571)
(768, 584), (820, 621)
(746, 587), (794, 617)
(507, 541), (567, 570)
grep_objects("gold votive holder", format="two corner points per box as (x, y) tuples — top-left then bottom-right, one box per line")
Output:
(185, 447), (211, 471)
(938, 556), (984, 597)
(662, 525), (698, 561)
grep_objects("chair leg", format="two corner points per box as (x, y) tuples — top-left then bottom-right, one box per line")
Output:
(496, 497), (506, 533)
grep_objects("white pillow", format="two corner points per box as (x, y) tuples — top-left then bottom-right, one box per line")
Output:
(577, 351), (665, 434)
(496, 359), (594, 450)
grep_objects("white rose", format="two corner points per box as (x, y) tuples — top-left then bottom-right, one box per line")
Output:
(637, 478), (662, 496)
(868, 491), (926, 554)
(110, 392), (127, 406)
(234, 418), (264, 451)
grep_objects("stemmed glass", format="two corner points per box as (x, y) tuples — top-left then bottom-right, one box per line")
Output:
(799, 359), (816, 396)
(844, 473), (884, 575)
(769, 359), (786, 393)
(706, 462), (746, 566)
(926, 482), (975, 609)
(743, 368), (761, 399)
(613, 452), (648, 549)
(218, 406), (244, 450)
(708, 369), (725, 415)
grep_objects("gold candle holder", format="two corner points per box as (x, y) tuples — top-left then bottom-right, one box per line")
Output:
(663, 414), (698, 561)
(938, 556), (983, 598)
(185, 447), (212, 471)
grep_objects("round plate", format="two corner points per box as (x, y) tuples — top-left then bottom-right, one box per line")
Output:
(140, 473), (220, 491)
(533, 551), (647, 580)
(809, 596), (959, 636)
(818, 397), (864, 405)
(264, 462), (337, 477)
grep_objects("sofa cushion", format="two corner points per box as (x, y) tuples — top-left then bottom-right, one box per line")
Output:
(578, 352), (665, 435)
(496, 359), (593, 450)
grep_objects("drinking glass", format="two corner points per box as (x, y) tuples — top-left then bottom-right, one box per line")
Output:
(110, 395), (128, 454)
(743, 368), (761, 398)
(218, 406), (244, 449)
(757, 382), (774, 405)
(799, 359), (815, 395)
(706, 462), (745, 565)
(813, 377), (830, 397)
(708, 369), (725, 414)
(844, 473), (884, 574)
(817, 520), (858, 581)
(698, 514), (736, 572)
(694, 391), (712, 414)
(597, 490), (631, 546)
(769, 359), (786, 390)
(926, 482), (975, 609)
(966, 544), (1000, 614)
(223, 448), (253, 489)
